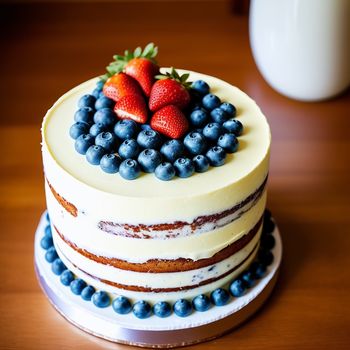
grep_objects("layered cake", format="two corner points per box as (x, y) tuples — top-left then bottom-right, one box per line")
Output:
(36, 44), (279, 346)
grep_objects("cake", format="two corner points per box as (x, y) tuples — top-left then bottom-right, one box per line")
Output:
(36, 44), (279, 346)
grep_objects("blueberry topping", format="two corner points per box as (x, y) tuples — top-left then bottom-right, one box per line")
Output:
(210, 107), (229, 124)
(86, 145), (106, 165)
(263, 217), (275, 235)
(192, 154), (210, 173)
(119, 159), (141, 180)
(44, 225), (52, 237)
(217, 133), (239, 153)
(258, 250), (274, 266)
(89, 122), (108, 137)
(118, 139), (140, 159)
(174, 158), (195, 178)
(220, 102), (236, 117)
(206, 146), (227, 167)
(114, 119), (138, 140)
(229, 279), (246, 297)
(95, 131), (118, 152)
(70, 278), (87, 295)
(203, 122), (223, 141)
(222, 119), (243, 136)
(184, 132), (207, 155)
(95, 95), (115, 110)
(96, 80), (104, 89)
(100, 154), (121, 174)
(74, 134), (94, 155)
(40, 235), (53, 250)
(92, 291), (111, 308)
(153, 301), (172, 318)
(137, 129), (162, 149)
(45, 246), (58, 263)
(78, 94), (96, 109)
(112, 296), (132, 315)
(173, 299), (192, 317)
(192, 294), (211, 312)
(60, 270), (74, 286)
(211, 288), (230, 306)
(137, 149), (162, 173)
(74, 107), (94, 124)
(69, 121), (90, 139)
(250, 262), (267, 279)
(93, 108), (116, 127)
(261, 234), (276, 250)
(92, 87), (101, 99)
(81, 286), (96, 301)
(241, 270), (255, 288)
(191, 80), (210, 96)
(189, 108), (209, 127)
(45, 211), (50, 222)
(160, 139), (185, 163)
(133, 300), (152, 319)
(51, 258), (66, 276)
(202, 94), (221, 111)
(155, 162), (176, 181)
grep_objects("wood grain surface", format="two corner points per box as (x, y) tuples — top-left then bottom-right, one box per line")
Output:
(1, 1), (349, 349)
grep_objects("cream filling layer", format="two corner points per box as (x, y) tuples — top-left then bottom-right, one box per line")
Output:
(46, 182), (266, 262)
(42, 69), (270, 224)
(53, 227), (261, 290)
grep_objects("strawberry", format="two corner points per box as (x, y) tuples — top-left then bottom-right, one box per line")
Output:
(101, 43), (159, 97)
(103, 73), (143, 102)
(150, 105), (189, 139)
(114, 94), (148, 124)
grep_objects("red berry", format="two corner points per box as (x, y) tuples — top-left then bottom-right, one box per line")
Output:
(114, 94), (148, 124)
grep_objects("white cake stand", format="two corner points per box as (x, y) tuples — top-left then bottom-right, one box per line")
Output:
(34, 212), (282, 348)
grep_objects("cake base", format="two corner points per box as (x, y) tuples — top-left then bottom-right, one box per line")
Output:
(34, 212), (282, 348)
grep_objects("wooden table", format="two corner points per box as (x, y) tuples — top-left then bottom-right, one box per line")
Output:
(1, 1), (349, 349)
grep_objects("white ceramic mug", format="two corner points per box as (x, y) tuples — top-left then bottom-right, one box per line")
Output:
(249, 0), (350, 101)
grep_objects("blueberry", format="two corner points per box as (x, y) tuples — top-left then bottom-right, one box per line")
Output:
(189, 109), (209, 127)
(119, 159), (141, 180)
(89, 122), (108, 137)
(174, 158), (195, 178)
(93, 108), (116, 127)
(210, 108), (229, 124)
(229, 279), (246, 297)
(92, 87), (101, 99)
(100, 154), (121, 174)
(40, 236), (53, 250)
(140, 124), (153, 131)
(133, 300), (152, 319)
(70, 279), (87, 295)
(220, 102), (236, 117)
(45, 211), (50, 222)
(217, 133), (239, 153)
(60, 270), (74, 286)
(92, 291), (111, 308)
(138, 149), (162, 173)
(184, 132), (207, 155)
(137, 130), (162, 149)
(192, 294), (211, 312)
(263, 218), (275, 235)
(86, 145), (106, 165)
(69, 122), (90, 139)
(51, 258), (66, 276)
(211, 288), (230, 306)
(81, 286), (95, 301)
(258, 250), (274, 266)
(112, 296), (132, 315)
(250, 262), (267, 279)
(74, 107), (94, 124)
(75, 134), (95, 155)
(192, 154), (210, 173)
(118, 139), (140, 159)
(114, 119), (138, 140)
(78, 94), (96, 109)
(203, 122), (223, 141)
(264, 208), (272, 221)
(222, 119), (243, 136)
(95, 131), (118, 152)
(173, 299), (192, 317)
(95, 95), (115, 110)
(153, 301), (172, 318)
(160, 139), (184, 163)
(241, 271), (255, 288)
(202, 94), (221, 111)
(45, 246), (58, 263)
(206, 146), (227, 166)
(44, 225), (52, 238)
(96, 80), (104, 89)
(191, 80), (210, 96)
(261, 234), (275, 250)
(155, 162), (176, 181)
